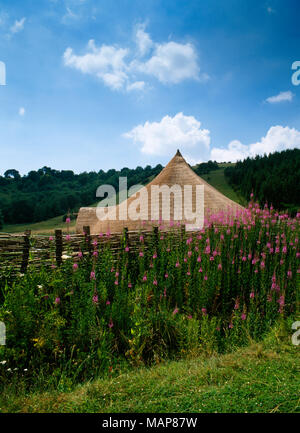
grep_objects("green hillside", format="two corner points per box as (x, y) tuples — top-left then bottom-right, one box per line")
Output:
(201, 168), (246, 206)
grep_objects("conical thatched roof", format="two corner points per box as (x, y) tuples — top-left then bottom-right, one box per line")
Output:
(76, 150), (244, 234)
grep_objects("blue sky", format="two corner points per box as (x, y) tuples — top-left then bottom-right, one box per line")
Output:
(0, 0), (300, 175)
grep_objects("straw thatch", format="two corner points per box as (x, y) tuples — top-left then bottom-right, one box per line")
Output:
(76, 150), (244, 234)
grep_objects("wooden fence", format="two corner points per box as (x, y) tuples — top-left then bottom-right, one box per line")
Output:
(0, 225), (186, 274)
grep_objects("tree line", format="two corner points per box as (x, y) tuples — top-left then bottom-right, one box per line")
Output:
(224, 148), (300, 215)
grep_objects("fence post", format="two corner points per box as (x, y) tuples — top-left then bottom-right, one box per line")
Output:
(181, 224), (186, 239)
(152, 226), (159, 247)
(55, 229), (63, 267)
(20, 230), (31, 273)
(83, 225), (92, 255)
(123, 227), (129, 246)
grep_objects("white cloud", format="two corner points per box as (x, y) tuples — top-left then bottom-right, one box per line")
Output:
(123, 112), (210, 156)
(210, 140), (248, 162)
(19, 107), (25, 116)
(65, 7), (77, 19)
(10, 17), (26, 34)
(183, 155), (203, 166)
(211, 126), (300, 162)
(135, 24), (153, 57)
(63, 40), (129, 90)
(63, 25), (205, 91)
(134, 41), (200, 84)
(126, 81), (145, 92)
(265, 91), (294, 104)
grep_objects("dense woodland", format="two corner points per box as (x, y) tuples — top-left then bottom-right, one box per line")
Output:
(225, 148), (300, 214)
(0, 165), (166, 227)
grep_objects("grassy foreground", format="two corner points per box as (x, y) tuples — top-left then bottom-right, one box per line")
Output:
(1, 332), (299, 413)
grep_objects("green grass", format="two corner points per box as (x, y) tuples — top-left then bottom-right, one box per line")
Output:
(1, 333), (299, 413)
(1, 215), (76, 235)
(201, 168), (247, 206)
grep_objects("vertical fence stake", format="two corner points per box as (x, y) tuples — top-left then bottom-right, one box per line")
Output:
(123, 227), (129, 246)
(152, 226), (159, 247)
(55, 229), (63, 267)
(20, 230), (31, 273)
(181, 224), (186, 239)
(83, 226), (92, 256)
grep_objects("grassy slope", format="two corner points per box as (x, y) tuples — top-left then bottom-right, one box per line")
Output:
(201, 168), (246, 206)
(1, 336), (299, 413)
(1, 216), (76, 235)
(1, 166), (244, 235)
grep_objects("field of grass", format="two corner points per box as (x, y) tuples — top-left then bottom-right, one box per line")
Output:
(201, 168), (247, 206)
(1, 332), (298, 413)
(1, 215), (76, 235)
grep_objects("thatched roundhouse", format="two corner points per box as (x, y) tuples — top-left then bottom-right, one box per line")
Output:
(76, 150), (243, 234)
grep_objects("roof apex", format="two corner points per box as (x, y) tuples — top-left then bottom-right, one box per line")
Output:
(175, 149), (182, 157)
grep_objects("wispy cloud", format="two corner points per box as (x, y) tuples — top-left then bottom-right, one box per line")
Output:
(0, 11), (9, 28)
(266, 6), (276, 14)
(10, 17), (26, 34)
(64, 40), (129, 90)
(265, 90), (294, 104)
(63, 24), (207, 92)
